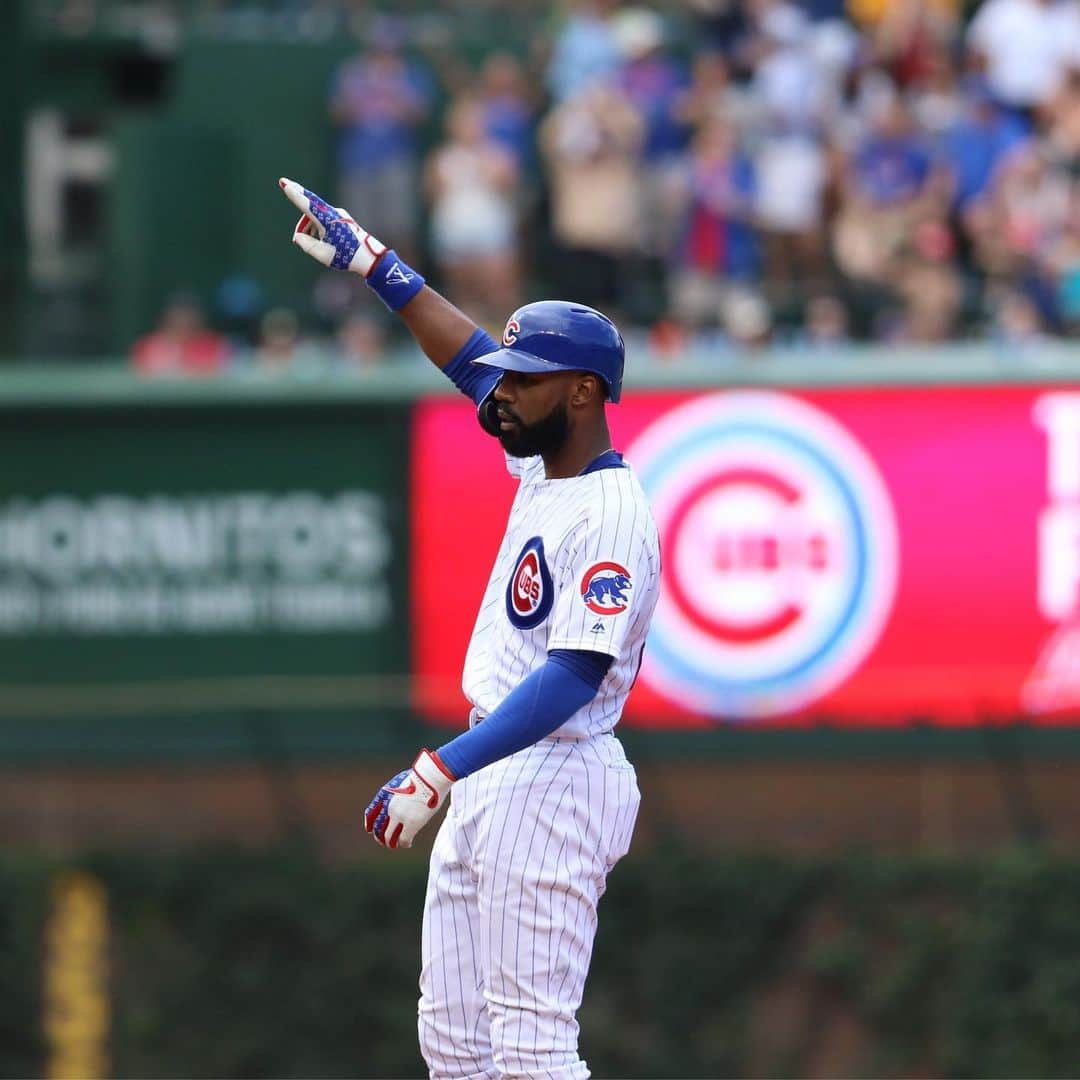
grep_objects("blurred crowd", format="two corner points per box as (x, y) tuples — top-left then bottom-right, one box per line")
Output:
(127, 0), (1080, 375)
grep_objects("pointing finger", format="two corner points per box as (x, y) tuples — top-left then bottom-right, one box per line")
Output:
(278, 176), (336, 229)
(278, 177), (311, 214)
(281, 180), (326, 240)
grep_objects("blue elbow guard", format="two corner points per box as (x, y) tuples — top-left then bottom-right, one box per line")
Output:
(443, 328), (502, 409)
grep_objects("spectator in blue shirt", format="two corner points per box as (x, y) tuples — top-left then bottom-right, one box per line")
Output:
(833, 94), (948, 288)
(545, 0), (622, 103)
(329, 19), (434, 264)
(477, 52), (538, 176)
(850, 101), (934, 207)
(943, 82), (1029, 213)
(615, 9), (691, 162)
(669, 118), (760, 329)
(612, 8), (691, 258)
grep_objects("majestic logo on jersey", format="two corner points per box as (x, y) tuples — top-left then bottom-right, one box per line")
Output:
(581, 561), (633, 615)
(506, 536), (554, 630)
(502, 319), (521, 347)
(626, 391), (898, 720)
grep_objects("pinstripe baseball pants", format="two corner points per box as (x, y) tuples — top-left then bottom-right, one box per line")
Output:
(418, 731), (640, 1080)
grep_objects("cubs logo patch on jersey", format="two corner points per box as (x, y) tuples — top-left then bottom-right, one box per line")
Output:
(506, 536), (554, 629)
(580, 561), (633, 616)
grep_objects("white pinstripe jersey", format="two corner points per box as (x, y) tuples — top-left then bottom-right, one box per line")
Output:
(462, 451), (661, 738)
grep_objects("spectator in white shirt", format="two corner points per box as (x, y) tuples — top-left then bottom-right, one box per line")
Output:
(966, 0), (1080, 116)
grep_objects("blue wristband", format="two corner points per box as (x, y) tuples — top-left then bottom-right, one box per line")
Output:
(365, 250), (425, 312)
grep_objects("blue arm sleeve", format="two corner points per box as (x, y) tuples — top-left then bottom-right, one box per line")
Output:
(435, 650), (614, 780)
(443, 328), (502, 406)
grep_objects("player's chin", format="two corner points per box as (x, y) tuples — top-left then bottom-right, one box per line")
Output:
(497, 428), (534, 458)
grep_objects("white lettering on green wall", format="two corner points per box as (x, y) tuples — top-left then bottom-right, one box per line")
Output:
(0, 491), (392, 634)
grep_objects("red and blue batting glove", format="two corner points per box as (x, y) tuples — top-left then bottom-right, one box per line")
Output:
(278, 176), (425, 309)
(278, 176), (386, 275)
(364, 749), (455, 850)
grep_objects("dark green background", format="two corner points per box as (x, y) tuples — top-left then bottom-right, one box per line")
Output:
(0, 400), (412, 751)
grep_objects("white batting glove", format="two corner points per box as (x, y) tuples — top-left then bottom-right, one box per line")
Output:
(278, 176), (386, 276)
(364, 749), (455, 850)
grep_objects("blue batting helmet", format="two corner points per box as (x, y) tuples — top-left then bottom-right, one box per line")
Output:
(472, 300), (625, 403)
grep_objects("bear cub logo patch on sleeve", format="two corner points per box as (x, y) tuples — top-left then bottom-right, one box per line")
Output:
(581, 562), (633, 615)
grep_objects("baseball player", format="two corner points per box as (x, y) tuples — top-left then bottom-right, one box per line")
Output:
(279, 177), (660, 1079)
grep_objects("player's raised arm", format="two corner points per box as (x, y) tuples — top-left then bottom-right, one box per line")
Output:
(277, 177), (482, 369)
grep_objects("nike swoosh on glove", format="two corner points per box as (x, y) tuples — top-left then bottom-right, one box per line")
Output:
(364, 749), (455, 850)
(278, 177), (386, 276)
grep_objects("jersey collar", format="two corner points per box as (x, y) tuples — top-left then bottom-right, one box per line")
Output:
(578, 449), (626, 476)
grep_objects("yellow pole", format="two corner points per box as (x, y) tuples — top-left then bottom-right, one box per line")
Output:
(43, 872), (110, 1080)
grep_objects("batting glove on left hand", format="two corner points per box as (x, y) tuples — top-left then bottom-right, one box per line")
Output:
(364, 749), (455, 850)
(278, 176), (386, 276)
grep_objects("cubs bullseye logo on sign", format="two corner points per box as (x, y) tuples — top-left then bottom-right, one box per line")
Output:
(581, 561), (633, 615)
(627, 392), (898, 719)
(505, 536), (554, 630)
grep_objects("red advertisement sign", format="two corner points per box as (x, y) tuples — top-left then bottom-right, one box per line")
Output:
(412, 387), (1080, 728)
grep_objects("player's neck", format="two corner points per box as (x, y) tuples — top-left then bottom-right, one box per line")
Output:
(541, 418), (613, 480)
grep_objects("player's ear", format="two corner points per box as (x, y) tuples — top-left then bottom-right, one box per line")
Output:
(571, 374), (602, 408)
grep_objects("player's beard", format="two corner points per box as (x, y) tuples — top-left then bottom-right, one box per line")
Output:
(498, 401), (571, 458)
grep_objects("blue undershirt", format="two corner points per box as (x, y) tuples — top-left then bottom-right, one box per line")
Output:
(436, 650), (614, 779)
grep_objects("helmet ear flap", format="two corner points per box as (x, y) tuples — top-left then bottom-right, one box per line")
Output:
(477, 378), (503, 437)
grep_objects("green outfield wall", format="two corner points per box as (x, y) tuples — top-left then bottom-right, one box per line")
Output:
(0, 379), (416, 757)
